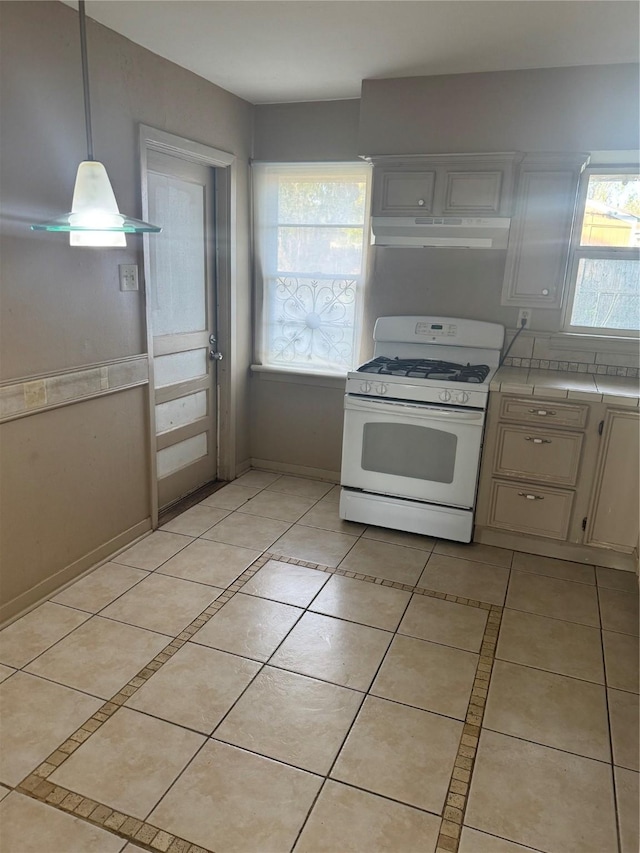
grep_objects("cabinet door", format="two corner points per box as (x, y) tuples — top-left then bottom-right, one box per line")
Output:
(442, 170), (504, 215)
(501, 153), (589, 308)
(585, 409), (640, 553)
(372, 170), (436, 215)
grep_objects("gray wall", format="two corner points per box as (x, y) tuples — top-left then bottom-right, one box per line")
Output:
(251, 64), (640, 476)
(0, 1), (254, 620)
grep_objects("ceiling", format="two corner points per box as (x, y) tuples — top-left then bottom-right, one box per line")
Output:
(69, 1), (639, 104)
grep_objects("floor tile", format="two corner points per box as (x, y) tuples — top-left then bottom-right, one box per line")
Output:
(26, 616), (168, 699)
(419, 553), (510, 605)
(506, 571), (600, 627)
(295, 780), (441, 853)
(321, 484), (341, 503)
(237, 490), (316, 522)
(51, 708), (204, 820)
(150, 739), (321, 852)
(362, 525), (435, 552)
(484, 660), (610, 761)
(496, 609), (604, 683)
(512, 551), (595, 585)
(100, 573), (221, 636)
(615, 766), (640, 853)
(233, 469), (282, 489)
(214, 667), (362, 774)
(608, 688), (639, 771)
(459, 827), (541, 853)
(266, 474), (333, 500)
(0, 785), (9, 803)
(156, 539), (260, 587)
(270, 611), (392, 691)
(192, 593), (302, 661)
(240, 559), (329, 607)
(466, 730), (618, 853)
(398, 593), (488, 652)
(298, 500), (366, 535)
(338, 538), (428, 585)
(309, 574), (411, 631)
(371, 634), (477, 720)
(52, 562), (149, 613)
(596, 565), (638, 592)
(160, 503), (230, 536)
(126, 643), (261, 734)
(0, 793), (124, 853)
(271, 524), (358, 567)
(434, 540), (513, 567)
(598, 586), (639, 636)
(199, 511), (291, 550)
(112, 531), (192, 571)
(0, 672), (101, 786)
(331, 695), (462, 813)
(603, 630), (639, 693)
(199, 483), (262, 510)
(0, 665), (14, 684)
(0, 602), (90, 668)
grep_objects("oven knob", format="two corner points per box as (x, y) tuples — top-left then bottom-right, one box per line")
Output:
(360, 381), (372, 393)
(376, 383), (387, 395)
(439, 390), (452, 402)
(455, 391), (470, 404)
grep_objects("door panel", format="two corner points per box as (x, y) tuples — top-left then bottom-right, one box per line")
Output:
(147, 150), (217, 510)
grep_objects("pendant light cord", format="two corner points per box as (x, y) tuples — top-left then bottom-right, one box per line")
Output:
(78, 0), (94, 161)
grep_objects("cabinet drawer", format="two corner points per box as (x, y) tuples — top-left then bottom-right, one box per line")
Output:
(488, 480), (574, 540)
(494, 424), (583, 486)
(500, 397), (589, 429)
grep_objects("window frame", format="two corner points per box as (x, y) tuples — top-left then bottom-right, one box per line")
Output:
(252, 161), (372, 376)
(562, 164), (640, 338)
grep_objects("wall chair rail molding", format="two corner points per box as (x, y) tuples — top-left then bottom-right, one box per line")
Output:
(0, 356), (149, 424)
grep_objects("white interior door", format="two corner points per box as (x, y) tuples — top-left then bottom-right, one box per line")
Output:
(146, 150), (219, 510)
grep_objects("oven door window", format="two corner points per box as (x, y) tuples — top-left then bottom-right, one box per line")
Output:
(362, 423), (457, 483)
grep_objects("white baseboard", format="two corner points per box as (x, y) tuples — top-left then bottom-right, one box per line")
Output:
(249, 458), (340, 484)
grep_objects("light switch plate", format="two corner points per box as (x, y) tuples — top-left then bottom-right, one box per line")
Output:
(119, 264), (139, 292)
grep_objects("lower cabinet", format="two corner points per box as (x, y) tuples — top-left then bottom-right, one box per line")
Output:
(584, 408), (640, 554)
(476, 392), (639, 568)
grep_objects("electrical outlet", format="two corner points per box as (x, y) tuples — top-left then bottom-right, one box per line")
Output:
(518, 308), (532, 328)
(119, 264), (139, 292)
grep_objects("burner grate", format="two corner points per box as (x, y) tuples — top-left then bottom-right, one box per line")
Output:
(357, 356), (490, 384)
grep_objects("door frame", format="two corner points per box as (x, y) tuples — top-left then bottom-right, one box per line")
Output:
(139, 125), (237, 528)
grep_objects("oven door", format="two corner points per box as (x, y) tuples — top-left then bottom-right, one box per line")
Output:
(341, 394), (485, 509)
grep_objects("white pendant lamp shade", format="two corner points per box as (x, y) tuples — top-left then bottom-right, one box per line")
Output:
(30, 1), (161, 246)
(69, 161), (126, 247)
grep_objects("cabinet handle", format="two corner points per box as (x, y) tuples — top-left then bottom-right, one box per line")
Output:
(518, 492), (544, 500)
(525, 436), (551, 444)
(417, 199), (425, 206)
(542, 289), (549, 295)
(528, 409), (556, 416)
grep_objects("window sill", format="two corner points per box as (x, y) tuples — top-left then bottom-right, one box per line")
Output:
(250, 364), (347, 390)
(550, 332), (639, 352)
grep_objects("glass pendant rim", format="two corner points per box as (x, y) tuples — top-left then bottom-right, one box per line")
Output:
(31, 214), (162, 234)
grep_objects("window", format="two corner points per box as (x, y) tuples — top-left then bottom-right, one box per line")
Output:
(564, 168), (640, 335)
(253, 162), (371, 373)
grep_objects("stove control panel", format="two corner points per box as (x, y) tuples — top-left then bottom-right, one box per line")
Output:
(415, 321), (457, 339)
(359, 381), (389, 395)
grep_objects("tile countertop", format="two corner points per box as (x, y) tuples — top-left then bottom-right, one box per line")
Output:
(490, 367), (640, 407)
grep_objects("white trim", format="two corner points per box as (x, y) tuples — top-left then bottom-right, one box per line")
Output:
(250, 364), (346, 390)
(249, 458), (340, 483)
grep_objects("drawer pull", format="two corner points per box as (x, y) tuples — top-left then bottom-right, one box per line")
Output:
(528, 409), (556, 416)
(525, 436), (551, 444)
(518, 492), (544, 500)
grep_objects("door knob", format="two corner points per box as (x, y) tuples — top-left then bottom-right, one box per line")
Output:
(209, 350), (223, 361)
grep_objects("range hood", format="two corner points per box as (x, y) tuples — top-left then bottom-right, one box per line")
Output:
(371, 216), (511, 249)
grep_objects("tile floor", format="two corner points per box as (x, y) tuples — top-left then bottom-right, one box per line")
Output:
(0, 469), (638, 853)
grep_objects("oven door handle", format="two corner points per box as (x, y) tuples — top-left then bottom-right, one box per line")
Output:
(344, 395), (485, 423)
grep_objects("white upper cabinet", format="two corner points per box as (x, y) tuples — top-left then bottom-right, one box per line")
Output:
(369, 153), (520, 217)
(501, 152), (589, 308)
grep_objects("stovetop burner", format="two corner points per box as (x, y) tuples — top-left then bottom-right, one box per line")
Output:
(357, 356), (490, 384)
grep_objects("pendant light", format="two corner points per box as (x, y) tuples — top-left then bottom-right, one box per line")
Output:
(31, 1), (161, 246)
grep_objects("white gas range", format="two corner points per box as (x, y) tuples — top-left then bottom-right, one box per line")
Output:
(339, 316), (504, 543)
